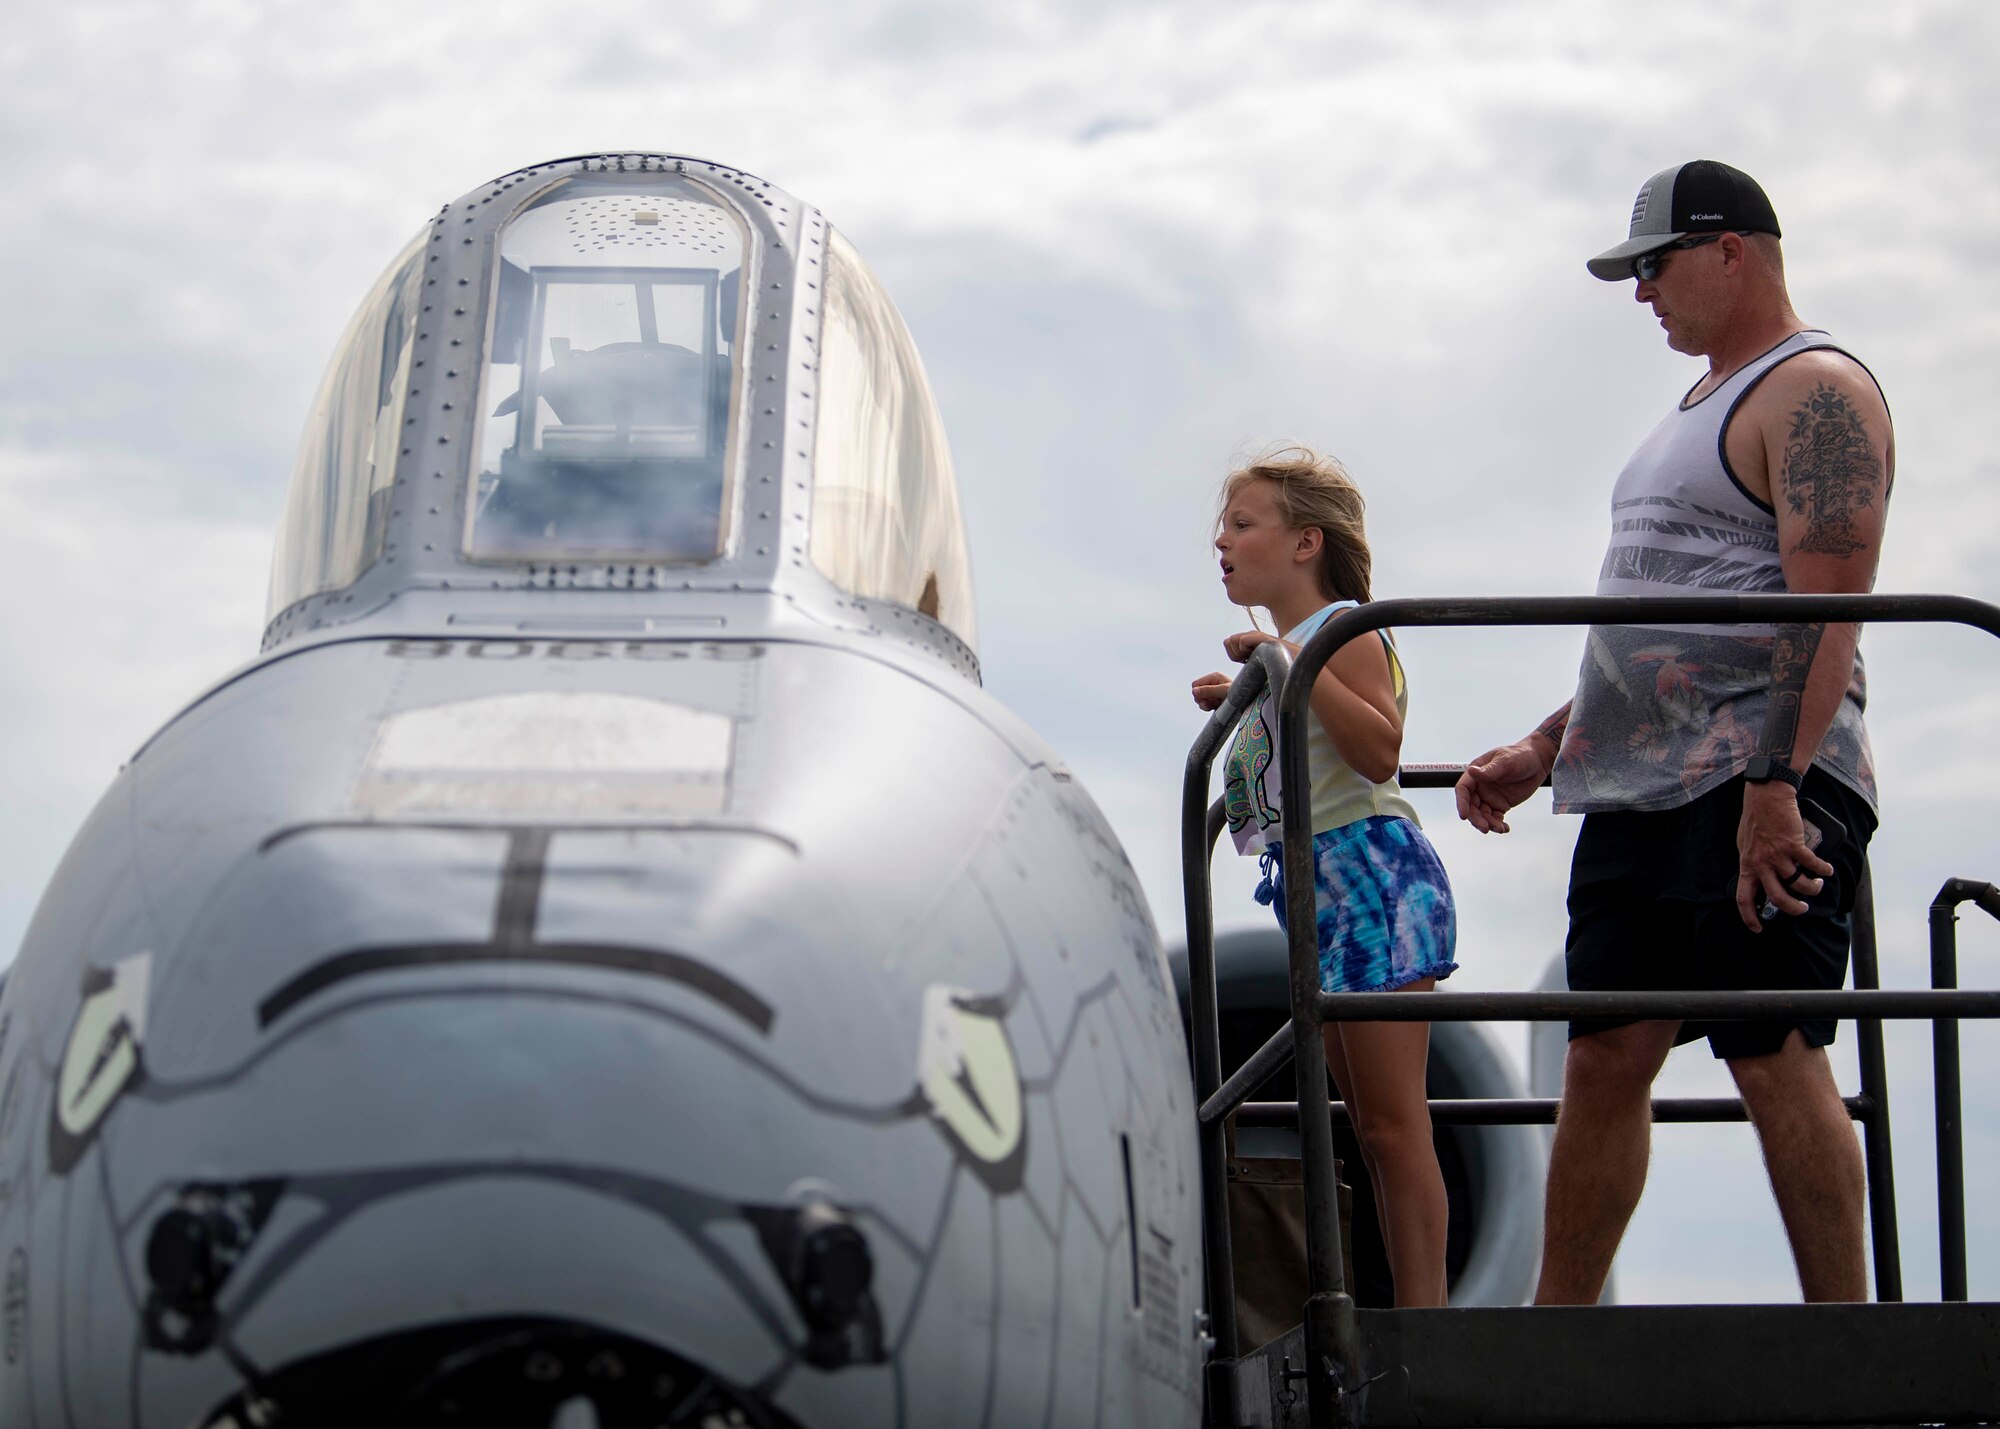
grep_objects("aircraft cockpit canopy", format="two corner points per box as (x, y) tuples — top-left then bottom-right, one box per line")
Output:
(809, 229), (976, 648)
(468, 175), (745, 562)
(266, 157), (976, 654)
(267, 227), (426, 621)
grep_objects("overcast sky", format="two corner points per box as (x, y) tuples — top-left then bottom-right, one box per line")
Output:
(3, 0), (1996, 1306)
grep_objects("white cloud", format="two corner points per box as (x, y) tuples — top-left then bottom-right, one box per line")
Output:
(0, 446), (268, 945)
(3, 0), (1998, 1308)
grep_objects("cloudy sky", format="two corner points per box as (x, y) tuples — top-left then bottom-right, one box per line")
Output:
(3, 0), (1996, 1305)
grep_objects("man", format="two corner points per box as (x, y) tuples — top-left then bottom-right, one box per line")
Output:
(1456, 160), (1893, 1304)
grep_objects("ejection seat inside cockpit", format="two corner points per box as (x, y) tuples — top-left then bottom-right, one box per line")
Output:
(472, 187), (742, 561)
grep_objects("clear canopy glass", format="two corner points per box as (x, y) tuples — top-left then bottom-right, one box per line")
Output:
(467, 176), (745, 561)
(266, 229), (425, 620)
(810, 229), (977, 649)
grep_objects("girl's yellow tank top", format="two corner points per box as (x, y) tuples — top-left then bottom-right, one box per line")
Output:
(1222, 601), (1421, 853)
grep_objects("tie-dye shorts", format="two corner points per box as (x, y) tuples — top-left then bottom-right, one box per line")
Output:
(1258, 815), (1458, 994)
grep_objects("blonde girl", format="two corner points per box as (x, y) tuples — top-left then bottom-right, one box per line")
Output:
(1190, 446), (1458, 1307)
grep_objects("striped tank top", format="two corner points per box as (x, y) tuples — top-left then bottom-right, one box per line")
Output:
(1551, 329), (1881, 815)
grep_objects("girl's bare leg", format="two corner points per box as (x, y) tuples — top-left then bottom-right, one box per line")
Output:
(1323, 977), (1448, 1307)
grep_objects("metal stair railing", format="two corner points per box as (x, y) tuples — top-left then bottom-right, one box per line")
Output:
(1181, 593), (2000, 1429)
(1929, 877), (2000, 1303)
(1197, 769), (1903, 1301)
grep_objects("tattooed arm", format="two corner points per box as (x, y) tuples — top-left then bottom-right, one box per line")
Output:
(1530, 703), (1571, 761)
(1728, 352), (1894, 927)
(1759, 372), (1891, 763)
(1455, 701), (1569, 834)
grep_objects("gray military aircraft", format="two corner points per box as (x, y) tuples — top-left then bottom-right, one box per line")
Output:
(0, 152), (1205, 1429)
(0, 152), (1541, 1429)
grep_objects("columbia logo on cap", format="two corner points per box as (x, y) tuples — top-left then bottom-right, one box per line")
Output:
(1589, 159), (1780, 282)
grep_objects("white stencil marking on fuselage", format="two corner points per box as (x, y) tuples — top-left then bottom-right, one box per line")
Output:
(357, 691), (733, 816)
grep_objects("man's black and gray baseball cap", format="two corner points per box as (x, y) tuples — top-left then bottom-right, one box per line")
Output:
(1586, 160), (1781, 281)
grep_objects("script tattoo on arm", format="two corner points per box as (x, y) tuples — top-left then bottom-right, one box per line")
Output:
(1779, 383), (1885, 558)
(1758, 621), (1824, 766)
(1534, 702), (1571, 750)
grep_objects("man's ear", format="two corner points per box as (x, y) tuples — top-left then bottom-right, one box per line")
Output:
(1718, 231), (1748, 275)
(1293, 526), (1323, 564)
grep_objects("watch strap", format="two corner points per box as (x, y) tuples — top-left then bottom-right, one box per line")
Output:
(1744, 755), (1805, 792)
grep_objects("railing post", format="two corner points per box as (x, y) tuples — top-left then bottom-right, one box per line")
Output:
(1850, 865), (1903, 1302)
(1926, 878), (1998, 1303)
(1929, 885), (1966, 1303)
(1184, 800), (1232, 1416)
(1274, 641), (1359, 1427)
(1183, 646), (1291, 1424)
(1186, 800), (1242, 1422)
(1185, 750), (1244, 1422)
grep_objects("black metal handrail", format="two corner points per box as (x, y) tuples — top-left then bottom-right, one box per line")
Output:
(1198, 1002), (1290, 1127)
(1182, 639), (1292, 1411)
(1314, 988), (2000, 1020)
(1234, 1093), (1874, 1127)
(1181, 592), (2000, 1429)
(1194, 806), (1914, 1293)
(1929, 878), (2000, 1302)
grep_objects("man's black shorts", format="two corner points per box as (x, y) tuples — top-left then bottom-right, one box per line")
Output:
(1565, 767), (1878, 1059)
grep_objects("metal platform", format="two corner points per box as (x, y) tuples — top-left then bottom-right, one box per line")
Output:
(1182, 595), (2000, 1429)
(1234, 1304), (2000, 1427)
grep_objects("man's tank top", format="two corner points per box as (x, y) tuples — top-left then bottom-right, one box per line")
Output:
(1551, 329), (1880, 815)
(1224, 601), (1421, 854)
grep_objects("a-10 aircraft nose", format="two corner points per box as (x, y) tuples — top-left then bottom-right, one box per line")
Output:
(21, 629), (1198, 1425)
(101, 959), (935, 1427)
(1, 154), (1203, 1429)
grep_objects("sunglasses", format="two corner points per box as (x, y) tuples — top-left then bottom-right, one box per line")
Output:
(1632, 231), (1751, 282)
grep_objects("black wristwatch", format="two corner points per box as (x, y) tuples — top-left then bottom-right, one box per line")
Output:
(1743, 754), (1805, 793)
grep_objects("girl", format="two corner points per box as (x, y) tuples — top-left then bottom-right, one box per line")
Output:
(1190, 446), (1458, 1308)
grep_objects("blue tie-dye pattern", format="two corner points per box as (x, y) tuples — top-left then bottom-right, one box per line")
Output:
(1265, 815), (1458, 993)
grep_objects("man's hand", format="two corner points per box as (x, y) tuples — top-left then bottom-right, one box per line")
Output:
(1222, 629), (1283, 663)
(1191, 672), (1232, 711)
(1734, 781), (1832, 932)
(1455, 737), (1555, 834)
